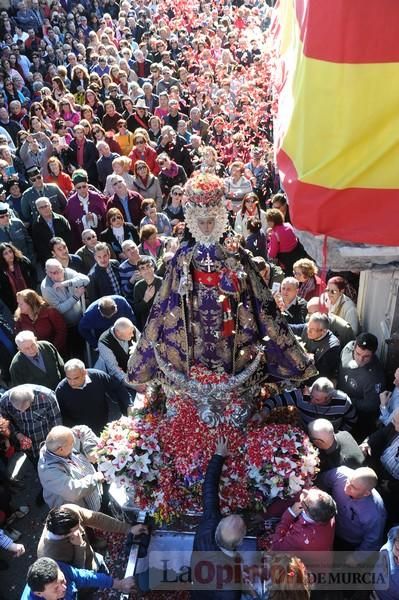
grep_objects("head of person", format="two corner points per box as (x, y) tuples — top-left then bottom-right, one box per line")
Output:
(6, 178), (22, 199)
(81, 229), (97, 249)
(241, 192), (259, 214)
(271, 192), (289, 217)
(106, 207), (124, 229)
(281, 277), (299, 306)
(137, 256), (155, 282)
(98, 296), (118, 319)
(266, 207), (284, 229)
(104, 100), (116, 115)
(306, 312), (330, 341)
(26, 557), (67, 600)
(110, 175), (128, 198)
(132, 161), (148, 181)
(215, 514), (246, 552)
(27, 166), (44, 189)
(326, 276), (347, 305)
(94, 242), (111, 268)
(353, 333), (378, 367)
(45, 258), (65, 283)
(49, 237), (69, 261)
(252, 256), (271, 285)
(45, 425), (75, 458)
(15, 330), (40, 358)
(35, 197), (53, 221)
(0, 241), (23, 269)
(141, 198), (156, 218)
(308, 418), (335, 450)
(122, 240), (139, 264)
(300, 487), (336, 522)
(229, 161), (245, 180)
(344, 467), (378, 499)
(308, 377), (335, 406)
(45, 506), (82, 541)
(293, 258), (318, 283)
(64, 359), (87, 390)
(306, 296), (328, 316)
(149, 115), (161, 132)
(73, 124), (85, 143)
(72, 170), (89, 198)
(16, 289), (47, 320)
(168, 185), (184, 206)
(270, 555), (310, 599)
(0, 201), (10, 226)
(9, 385), (35, 413)
(113, 317), (135, 341)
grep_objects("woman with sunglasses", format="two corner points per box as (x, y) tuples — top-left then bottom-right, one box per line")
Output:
(163, 185), (185, 226)
(100, 207), (139, 260)
(140, 199), (172, 237)
(234, 192), (267, 237)
(293, 258), (326, 301)
(128, 129), (159, 175)
(131, 160), (163, 209)
(157, 152), (187, 201)
(325, 276), (360, 335)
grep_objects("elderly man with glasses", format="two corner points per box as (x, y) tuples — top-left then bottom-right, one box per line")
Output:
(106, 175), (144, 228)
(63, 170), (107, 251)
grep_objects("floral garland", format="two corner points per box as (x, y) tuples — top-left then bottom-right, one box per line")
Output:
(96, 366), (319, 525)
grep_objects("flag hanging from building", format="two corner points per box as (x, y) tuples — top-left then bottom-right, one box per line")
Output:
(275, 0), (399, 246)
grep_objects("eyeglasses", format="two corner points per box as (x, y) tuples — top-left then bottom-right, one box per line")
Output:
(245, 198), (256, 203)
(37, 204), (50, 209)
(137, 165), (147, 171)
(326, 289), (339, 294)
(135, 140), (145, 144)
(111, 215), (123, 221)
(118, 124), (126, 128)
(172, 191), (183, 196)
(0, 214), (8, 218)
(30, 175), (42, 181)
(84, 235), (96, 241)
(75, 184), (88, 190)
(157, 161), (165, 166)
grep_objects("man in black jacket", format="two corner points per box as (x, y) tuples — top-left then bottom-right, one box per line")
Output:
(191, 437), (247, 600)
(66, 125), (99, 187)
(32, 197), (72, 265)
(87, 242), (122, 304)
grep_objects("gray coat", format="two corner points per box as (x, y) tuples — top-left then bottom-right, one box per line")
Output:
(0, 216), (35, 261)
(38, 425), (102, 509)
(40, 267), (89, 326)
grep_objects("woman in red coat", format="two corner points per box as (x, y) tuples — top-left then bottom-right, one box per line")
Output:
(14, 289), (67, 355)
(293, 258), (327, 301)
(129, 129), (160, 175)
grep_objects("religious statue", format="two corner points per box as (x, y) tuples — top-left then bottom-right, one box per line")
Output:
(128, 173), (315, 424)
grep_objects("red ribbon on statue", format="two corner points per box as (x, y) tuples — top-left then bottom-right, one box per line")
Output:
(192, 268), (239, 337)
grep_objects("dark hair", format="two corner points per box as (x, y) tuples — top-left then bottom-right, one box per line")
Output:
(140, 224), (157, 242)
(266, 208), (284, 226)
(355, 332), (378, 354)
(141, 198), (155, 213)
(49, 236), (67, 251)
(137, 256), (155, 268)
(46, 507), (80, 536)
(0, 242), (24, 269)
(27, 557), (59, 593)
(241, 192), (259, 215)
(246, 217), (261, 234)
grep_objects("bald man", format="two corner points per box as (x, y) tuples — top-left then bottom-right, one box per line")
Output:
(319, 466), (386, 556)
(38, 425), (104, 510)
(308, 418), (365, 473)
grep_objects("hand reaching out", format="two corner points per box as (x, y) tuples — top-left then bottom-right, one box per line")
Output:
(215, 436), (228, 457)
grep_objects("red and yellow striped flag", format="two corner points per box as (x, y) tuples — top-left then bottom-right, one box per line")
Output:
(275, 0), (399, 246)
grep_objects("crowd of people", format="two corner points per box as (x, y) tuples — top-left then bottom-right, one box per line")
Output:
(0, 0), (397, 599)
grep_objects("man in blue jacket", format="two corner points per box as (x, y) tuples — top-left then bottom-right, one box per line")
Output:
(191, 437), (247, 599)
(21, 556), (135, 599)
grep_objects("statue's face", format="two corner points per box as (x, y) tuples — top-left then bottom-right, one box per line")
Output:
(197, 217), (215, 235)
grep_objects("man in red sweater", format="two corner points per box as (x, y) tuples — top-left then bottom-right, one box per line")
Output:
(271, 487), (336, 572)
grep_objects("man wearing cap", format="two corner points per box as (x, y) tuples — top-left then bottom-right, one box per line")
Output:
(31, 198), (72, 266)
(126, 98), (151, 133)
(338, 333), (386, 441)
(21, 167), (67, 225)
(63, 170), (107, 251)
(0, 202), (35, 262)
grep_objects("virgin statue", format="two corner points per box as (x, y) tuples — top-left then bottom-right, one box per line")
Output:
(128, 173), (315, 423)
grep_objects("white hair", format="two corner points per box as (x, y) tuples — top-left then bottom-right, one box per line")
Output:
(15, 330), (36, 346)
(45, 258), (63, 272)
(35, 197), (51, 208)
(114, 317), (134, 332)
(9, 385), (34, 409)
(64, 359), (86, 373)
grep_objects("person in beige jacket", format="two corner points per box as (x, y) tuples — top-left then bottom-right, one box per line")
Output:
(37, 504), (148, 570)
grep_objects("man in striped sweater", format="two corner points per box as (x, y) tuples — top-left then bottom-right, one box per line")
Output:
(259, 377), (357, 432)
